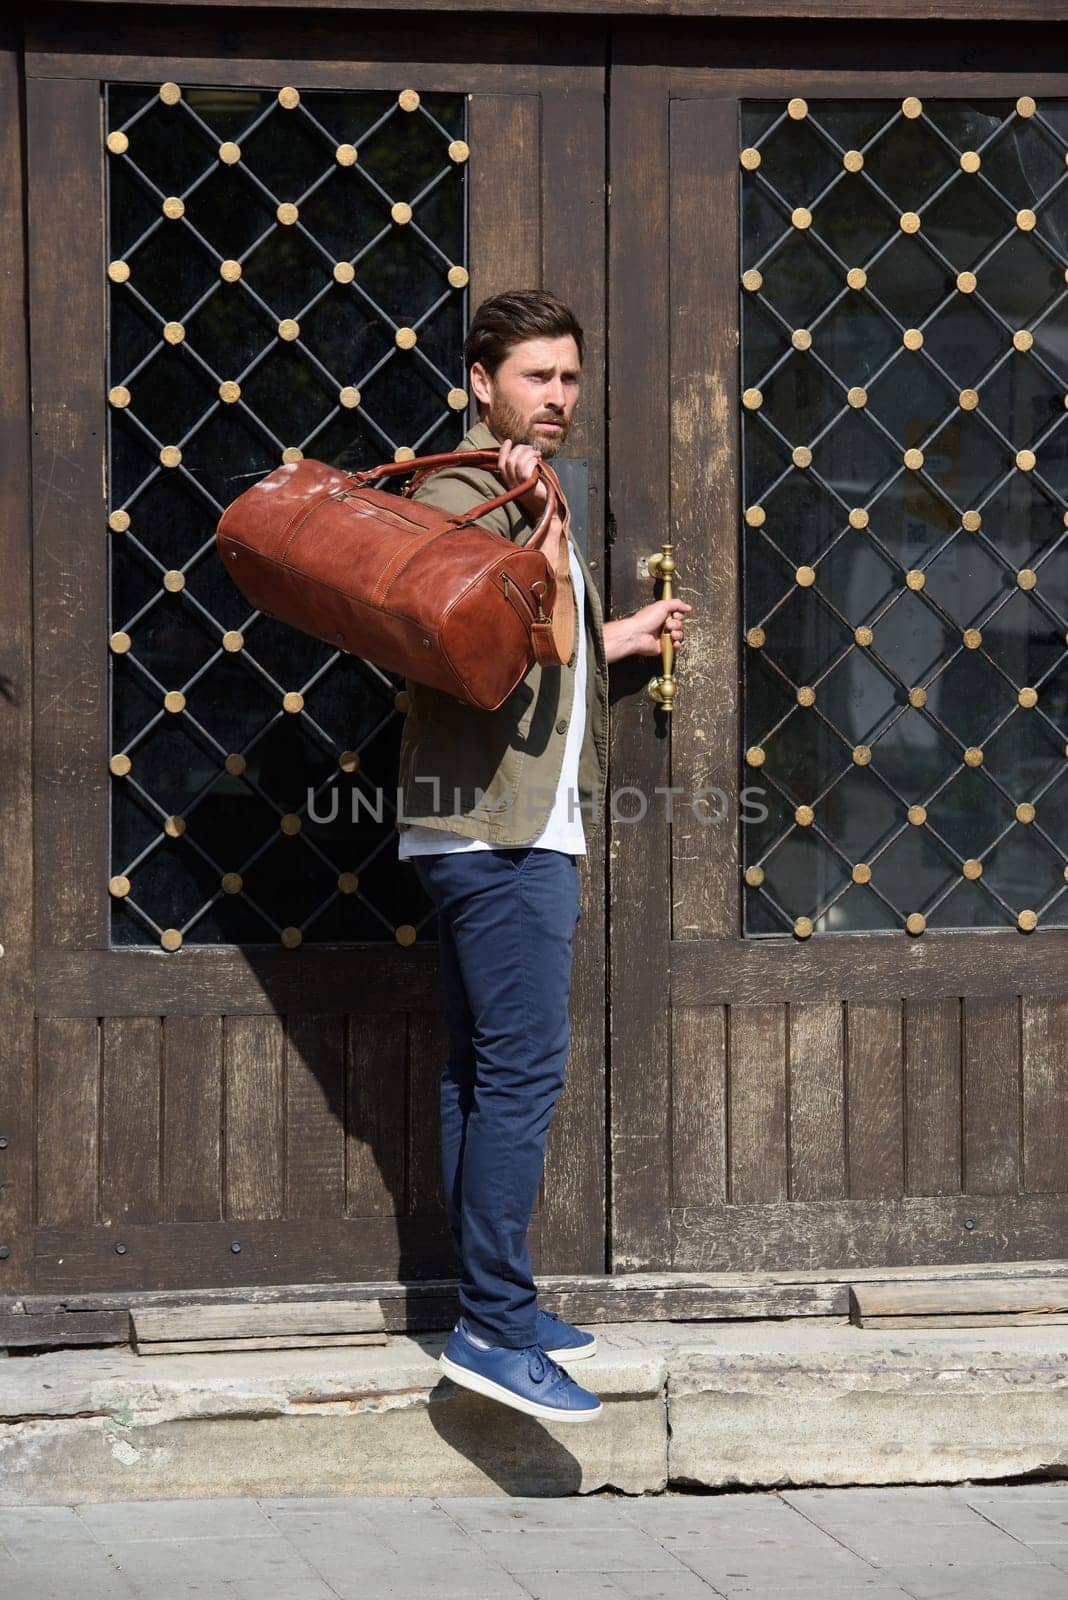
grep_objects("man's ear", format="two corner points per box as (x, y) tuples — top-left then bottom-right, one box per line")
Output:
(469, 361), (493, 410)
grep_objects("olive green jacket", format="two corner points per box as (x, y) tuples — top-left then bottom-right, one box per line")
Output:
(396, 420), (609, 845)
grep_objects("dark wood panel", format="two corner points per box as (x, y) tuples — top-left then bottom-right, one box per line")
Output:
(36, 1018), (99, 1228)
(963, 997), (1020, 1197)
(37, 1), (1065, 20)
(1021, 999), (1068, 1197)
(346, 1012), (407, 1217)
(788, 1002), (846, 1201)
(27, 74), (108, 950)
(905, 998), (961, 1198)
(672, 1195), (1068, 1273)
(846, 1002), (904, 1201)
(728, 1005), (787, 1205)
(607, 60), (673, 1272)
(285, 1014), (346, 1217)
(100, 1017), (161, 1226)
(672, 1006), (726, 1207)
(162, 1015), (222, 1222)
(467, 94), (540, 313)
(224, 1015), (285, 1220)
(407, 1011), (446, 1216)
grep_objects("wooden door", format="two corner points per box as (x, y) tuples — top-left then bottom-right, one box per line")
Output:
(609, 24), (1068, 1274)
(7, 8), (607, 1298)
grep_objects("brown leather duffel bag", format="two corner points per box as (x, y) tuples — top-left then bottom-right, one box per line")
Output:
(215, 448), (575, 713)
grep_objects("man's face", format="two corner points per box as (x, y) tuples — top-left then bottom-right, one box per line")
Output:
(470, 334), (581, 459)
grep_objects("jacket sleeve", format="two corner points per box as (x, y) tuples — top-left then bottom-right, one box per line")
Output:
(411, 465), (517, 541)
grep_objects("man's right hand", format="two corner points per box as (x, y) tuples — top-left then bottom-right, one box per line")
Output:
(497, 438), (548, 521)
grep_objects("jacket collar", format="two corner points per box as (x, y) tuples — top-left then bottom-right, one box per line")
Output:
(461, 419), (499, 452)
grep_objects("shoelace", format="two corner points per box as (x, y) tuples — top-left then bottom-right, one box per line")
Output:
(524, 1343), (569, 1387)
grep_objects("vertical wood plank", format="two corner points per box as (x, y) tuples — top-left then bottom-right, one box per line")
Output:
(100, 1016), (161, 1225)
(608, 57), (673, 1270)
(847, 1001), (904, 1200)
(162, 1016), (222, 1222)
(285, 1014), (345, 1217)
(0, 25), (36, 1288)
(672, 1006), (726, 1207)
(467, 94), (540, 312)
(669, 93), (741, 940)
(728, 1004), (787, 1204)
(224, 1015), (284, 1221)
(346, 1012), (407, 1217)
(36, 1018), (99, 1228)
(1022, 999), (1068, 1195)
(788, 1001), (846, 1200)
(26, 74), (108, 948)
(407, 1011), (446, 1215)
(963, 996), (1020, 1196)
(905, 997), (961, 1196)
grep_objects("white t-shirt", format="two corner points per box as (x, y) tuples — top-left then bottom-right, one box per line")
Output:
(398, 543), (588, 858)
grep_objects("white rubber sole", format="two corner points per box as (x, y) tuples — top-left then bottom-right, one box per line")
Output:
(439, 1353), (603, 1422)
(544, 1335), (598, 1362)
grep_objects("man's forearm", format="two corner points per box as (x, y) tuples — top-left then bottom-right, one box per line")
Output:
(603, 617), (640, 665)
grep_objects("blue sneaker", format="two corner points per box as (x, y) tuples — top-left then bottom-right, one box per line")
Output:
(538, 1306), (597, 1361)
(439, 1319), (602, 1422)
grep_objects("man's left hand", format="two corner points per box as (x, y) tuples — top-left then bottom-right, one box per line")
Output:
(604, 598), (692, 664)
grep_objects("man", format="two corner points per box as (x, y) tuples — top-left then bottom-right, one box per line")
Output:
(397, 290), (689, 1423)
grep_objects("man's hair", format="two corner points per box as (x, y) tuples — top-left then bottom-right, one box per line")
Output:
(463, 290), (584, 377)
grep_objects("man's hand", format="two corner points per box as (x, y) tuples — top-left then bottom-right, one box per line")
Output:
(497, 438), (548, 521)
(603, 598), (692, 665)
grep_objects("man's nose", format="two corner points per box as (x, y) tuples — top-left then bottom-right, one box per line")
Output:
(546, 379), (566, 409)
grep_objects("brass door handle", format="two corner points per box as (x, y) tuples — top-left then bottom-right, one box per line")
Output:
(646, 542), (677, 712)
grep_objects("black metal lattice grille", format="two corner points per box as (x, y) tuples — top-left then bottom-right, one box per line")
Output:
(105, 82), (468, 950)
(740, 95), (1068, 939)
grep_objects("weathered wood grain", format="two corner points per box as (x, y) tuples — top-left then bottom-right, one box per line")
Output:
(100, 1017), (162, 1226)
(851, 1278), (1068, 1324)
(905, 998), (961, 1197)
(963, 996), (1020, 1197)
(789, 1002), (846, 1201)
(162, 1015), (223, 1222)
(346, 1012), (406, 1218)
(224, 1015), (285, 1220)
(672, 1006), (727, 1207)
(729, 1006), (788, 1205)
(285, 1015), (346, 1218)
(846, 1002), (904, 1201)
(131, 1297), (385, 1341)
(1022, 999), (1068, 1196)
(36, 1019), (99, 1228)
(468, 95), (540, 312)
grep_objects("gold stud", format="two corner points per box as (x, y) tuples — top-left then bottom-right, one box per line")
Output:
(220, 259), (242, 282)
(108, 385), (131, 409)
(849, 508), (869, 529)
(843, 149), (864, 172)
(164, 690), (185, 713)
(1018, 686), (1038, 708)
(281, 447), (304, 465)
(902, 96), (923, 118)
(161, 928), (183, 951)
(391, 201), (413, 226)
(1017, 95), (1036, 117)
(796, 685), (815, 707)
(333, 261), (355, 284)
(222, 630), (243, 652)
(448, 264), (470, 289)
(221, 872), (243, 894)
(159, 82), (182, 105)
(395, 326), (417, 349)
(906, 912), (926, 935)
(906, 569), (925, 591)
(740, 147), (762, 170)
(846, 267), (867, 290)
(448, 139), (470, 164)
(280, 926), (302, 948)
(741, 268), (763, 292)
(793, 915), (813, 939)
(746, 627), (766, 648)
(1016, 449), (1037, 471)
(162, 569), (185, 592)
(398, 89), (421, 111)
(787, 97), (808, 119)
(900, 211), (921, 234)
(394, 446), (415, 463)
(278, 86), (301, 109)
(1018, 568), (1037, 589)
(160, 445), (182, 467)
(957, 270), (977, 293)
(1018, 909), (1038, 932)
(904, 448), (924, 470)
(395, 923), (418, 946)
(792, 446), (812, 469)
(109, 752), (132, 776)
(163, 321), (185, 346)
(1017, 208), (1037, 230)
(106, 130), (129, 155)
(392, 689), (413, 715)
(336, 143), (358, 166)
(1016, 801), (1036, 823)
(338, 749), (360, 773)
(745, 505), (766, 526)
(960, 150), (981, 173)
(963, 746), (984, 767)
(280, 813), (302, 835)
(108, 874), (131, 897)
(795, 804), (814, 827)
(219, 141), (241, 165)
(908, 804), (927, 826)
(213, 381), (240, 409)
(853, 745), (872, 765)
(447, 387), (469, 411)
(225, 753), (246, 775)
(109, 631), (132, 656)
(745, 746), (766, 767)
(277, 202), (299, 226)
(338, 871), (359, 894)
(109, 509), (130, 532)
(959, 388), (979, 410)
(855, 626), (873, 646)
(847, 386), (868, 408)
(962, 510), (982, 532)
(963, 628), (983, 649)
(1013, 329), (1034, 352)
(791, 207), (812, 229)
(908, 687), (928, 708)
(742, 387), (763, 409)
(903, 328), (924, 350)
(744, 865), (765, 886)
(791, 328), (812, 351)
(163, 815), (185, 838)
(278, 318), (300, 341)
(107, 259), (131, 283)
(282, 691), (304, 713)
(162, 196), (185, 220)
(339, 386), (361, 409)
(795, 565), (816, 587)
(962, 859), (983, 880)
(852, 863), (872, 884)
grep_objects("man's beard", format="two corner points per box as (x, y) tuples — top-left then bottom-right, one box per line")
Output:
(485, 396), (570, 459)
